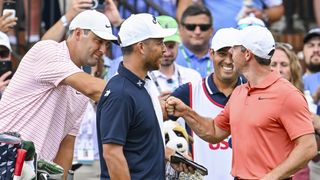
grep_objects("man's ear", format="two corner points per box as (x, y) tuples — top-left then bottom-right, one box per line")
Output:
(209, 49), (215, 60)
(74, 28), (82, 40)
(245, 50), (253, 62)
(136, 42), (145, 55)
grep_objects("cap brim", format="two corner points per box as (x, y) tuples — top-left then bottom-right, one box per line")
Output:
(92, 30), (118, 42)
(164, 34), (181, 43)
(304, 33), (320, 43)
(152, 28), (177, 40)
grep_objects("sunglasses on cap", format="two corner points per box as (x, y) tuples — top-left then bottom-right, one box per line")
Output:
(237, 23), (265, 30)
(182, 23), (212, 31)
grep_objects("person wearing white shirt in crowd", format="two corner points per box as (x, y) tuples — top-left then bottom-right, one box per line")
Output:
(150, 15), (201, 97)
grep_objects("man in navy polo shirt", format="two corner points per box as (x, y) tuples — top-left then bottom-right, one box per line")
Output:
(96, 13), (175, 179)
(171, 28), (246, 180)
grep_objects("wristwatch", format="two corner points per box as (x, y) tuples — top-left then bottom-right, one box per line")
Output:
(60, 15), (69, 28)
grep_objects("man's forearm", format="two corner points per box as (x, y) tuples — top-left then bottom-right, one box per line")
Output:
(265, 5), (284, 23)
(103, 144), (130, 179)
(182, 107), (218, 143)
(104, 153), (130, 179)
(53, 135), (75, 180)
(262, 134), (317, 180)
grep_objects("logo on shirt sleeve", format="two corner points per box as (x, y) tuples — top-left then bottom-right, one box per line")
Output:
(104, 89), (111, 97)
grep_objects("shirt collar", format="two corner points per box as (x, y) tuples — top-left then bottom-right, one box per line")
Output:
(245, 71), (281, 90)
(206, 73), (244, 95)
(180, 44), (211, 61)
(118, 62), (148, 89)
(152, 63), (179, 80)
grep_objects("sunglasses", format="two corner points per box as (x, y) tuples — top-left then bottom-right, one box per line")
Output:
(182, 23), (211, 31)
(237, 23), (265, 30)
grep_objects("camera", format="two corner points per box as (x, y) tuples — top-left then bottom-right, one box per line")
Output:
(2, 0), (16, 19)
(92, 0), (105, 9)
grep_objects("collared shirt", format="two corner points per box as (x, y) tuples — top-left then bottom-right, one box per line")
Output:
(171, 73), (245, 107)
(176, 44), (212, 78)
(171, 73), (245, 180)
(215, 72), (314, 179)
(0, 40), (88, 161)
(303, 72), (320, 114)
(150, 63), (202, 95)
(97, 62), (165, 180)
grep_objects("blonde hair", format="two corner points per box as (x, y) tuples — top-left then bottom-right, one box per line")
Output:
(275, 43), (304, 92)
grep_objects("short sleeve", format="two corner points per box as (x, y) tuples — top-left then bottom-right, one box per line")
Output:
(99, 90), (133, 145)
(215, 101), (231, 132)
(280, 91), (314, 140)
(34, 41), (82, 87)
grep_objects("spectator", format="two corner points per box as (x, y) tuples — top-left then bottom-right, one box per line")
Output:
(0, 10), (117, 178)
(302, 28), (320, 76)
(150, 15), (201, 96)
(96, 13), (176, 179)
(271, 42), (304, 92)
(171, 28), (245, 180)
(0, 31), (12, 100)
(301, 28), (320, 180)
(0, 12), (17, 33)
(176, 5), (213, 77)
(177, 0), (284, 32)
(166, 26), (317, 179)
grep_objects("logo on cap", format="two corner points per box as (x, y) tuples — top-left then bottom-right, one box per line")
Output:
(152, 16), (157, 24)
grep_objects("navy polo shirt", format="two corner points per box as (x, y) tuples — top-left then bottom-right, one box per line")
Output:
(96, 62), (165, 180)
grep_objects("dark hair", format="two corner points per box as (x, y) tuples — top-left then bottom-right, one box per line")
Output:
(254, 55), (272, 65)
(240, 46), (274, 65)
(121, 45), (134, 55)
(180, 4), (213, 25)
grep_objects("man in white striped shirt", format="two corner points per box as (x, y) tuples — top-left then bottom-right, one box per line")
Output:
(0, 10), (117, 178)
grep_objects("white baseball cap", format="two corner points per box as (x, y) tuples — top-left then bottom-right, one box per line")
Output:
(69, 10), (117, 42)
(237, 15), (265, 30)
(118, 13), (176, 47)
(232, 26), (275, 59)
(0, 32), (11, 52)
(211, 28), (240, 51)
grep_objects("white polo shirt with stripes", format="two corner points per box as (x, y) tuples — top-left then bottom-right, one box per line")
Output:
(0, 40), (89, 161)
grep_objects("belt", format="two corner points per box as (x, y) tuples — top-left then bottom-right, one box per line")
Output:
(234, 177), (292, 180)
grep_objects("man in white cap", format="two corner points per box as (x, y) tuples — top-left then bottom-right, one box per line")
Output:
(166, 26), (317, 179)
(0, 31), (13, 99)
(169, 28), (245, 180)
(96, 13), (175, 179)
(0, 10), (117, 178)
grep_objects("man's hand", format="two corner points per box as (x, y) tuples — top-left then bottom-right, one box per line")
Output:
(103, 0), (124, 27)
(159, 91), (171, 120)
(166, 96), (190, 117)
(0, 71), (11, 92)
(0, 13), (17, 33)
(65, 0), (93, 21)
